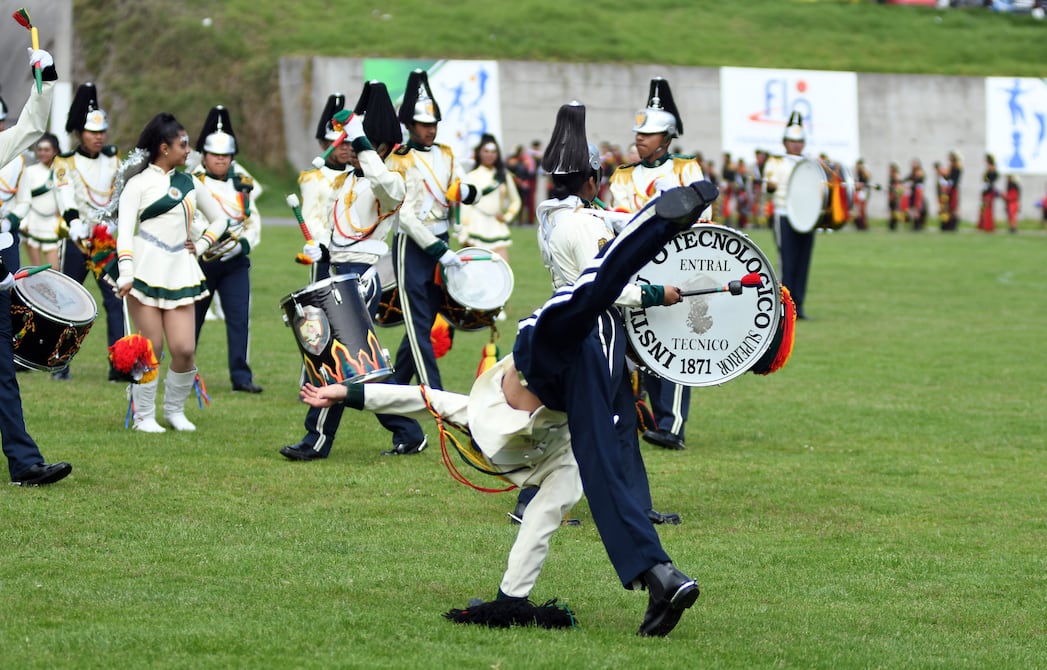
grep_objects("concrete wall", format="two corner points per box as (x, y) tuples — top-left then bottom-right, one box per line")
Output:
(281, 56), (1039, 223)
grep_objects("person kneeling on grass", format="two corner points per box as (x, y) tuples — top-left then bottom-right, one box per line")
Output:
(300, 178), (718, 636)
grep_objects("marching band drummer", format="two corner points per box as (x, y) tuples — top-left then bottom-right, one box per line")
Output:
(190, 105), (264, 394)
(52, 83), (126, 381)
(114, 112), (228, 433)
(1, 48), (74, 485)
(609, 77), (705, 457)
(764, 111), (813, 320)
(280, 82), (414, 462)
(13, 133), (63, 268)
(380, 69), (479, 456)
(0, 88), (28, 273)
(299, 174), (719, 635)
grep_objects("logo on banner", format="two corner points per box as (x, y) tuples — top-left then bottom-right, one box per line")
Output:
(747, 78), (814, 136)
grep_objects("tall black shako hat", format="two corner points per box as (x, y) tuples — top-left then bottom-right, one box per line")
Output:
(633, 77), (682, 138)
(541, 102), (599, 176)
(315, 93), (346, 142)
(66, 82), (108, 133)
(783, 110), (805, 142)
(353, 81), (402, 149)
(196, 105), (237, 155)
(398, 69), (440, 126)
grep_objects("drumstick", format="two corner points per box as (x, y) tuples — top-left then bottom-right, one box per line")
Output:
(310, 111), (354, 169)
(12, 9), (42, 93)
(285, 193), (316, 265)
(678, 272), (764, 298)
(12, 264), (51, 280)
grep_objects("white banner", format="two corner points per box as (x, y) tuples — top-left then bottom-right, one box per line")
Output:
(427, 60), (502, 170)
(985, 77), (1047, 175)
(720, 67), (860, 165)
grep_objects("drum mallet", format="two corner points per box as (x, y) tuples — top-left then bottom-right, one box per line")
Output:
(310, 110), (353, 169)
(285, 194), (315, 265)
(12, 8), (42, 93)
(12, 264), (51, 280)
(678, 272), (764, 298)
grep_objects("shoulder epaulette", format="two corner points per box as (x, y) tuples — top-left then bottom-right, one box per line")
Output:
(298, 168), (321, 184)
(102, 145), (119, 157)
(393, 145), (411, 156)
(58, 150), (76, 159)
(671, 154), (697, 162)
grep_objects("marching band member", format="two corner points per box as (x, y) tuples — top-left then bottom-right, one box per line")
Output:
(1004, 174), (1020, 234)
(1, 49), (73, 485)
(52, 83), (125, 380)
(191, 105), (263, 394)
(977, 153), (998, 233)
(764, 111), (813, 320)
(608, 78), (704, 456)
(301, 173), (719, 635)
(114, 112), (227, 433)
(459, 133), (520, 263)
(380, 68), (478, 456)
(280, 82), (414, 461)
(937, 150), (962, 232)
(905, 158), (927, 230)
(853, 158), (871, 231)
(0, 88), (27, 272)
(888, 162), (904, 231)
(13, 133), (62, 268)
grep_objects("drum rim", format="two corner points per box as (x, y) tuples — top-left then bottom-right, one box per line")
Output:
(14, 269), (98, 325)
(445, 247), (515, 311)
(279, 273), (362, 306)
(623, 224), (782, 387)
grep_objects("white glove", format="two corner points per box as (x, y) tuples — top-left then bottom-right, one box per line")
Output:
(28, 48), (53, 70)
(344, 114), (366, 143)
(0, 272), (15, 292)
(654, 176), (679, 194)
(193, 240), (209, 257)
(0, 218), (9, 234)
(68, 219), (90, 242)
(116, 275), (133, 291)
(302, 242), (323, 263)
(438, 249), (464, 270)
(220, 242), (243, 261)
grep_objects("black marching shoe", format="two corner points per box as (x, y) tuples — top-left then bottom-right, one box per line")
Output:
(279, 443), (325, 461)
(638, 562), (700, 637)
(233, 381), (264, 393)
(642, 428), (685, 451)
(656, 179), (719, 226)
(647, 509), (682, 525)
(12, 462), (72, 486)
(381, 436), (428, 456)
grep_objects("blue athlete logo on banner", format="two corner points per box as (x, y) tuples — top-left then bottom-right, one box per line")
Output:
(986, 77), (1047, 174)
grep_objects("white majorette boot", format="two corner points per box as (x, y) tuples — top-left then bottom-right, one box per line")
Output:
(132, 379), (166, 433)
(163, 367), (198, 431)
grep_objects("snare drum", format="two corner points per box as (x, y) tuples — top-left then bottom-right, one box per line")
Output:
(786, 159), (855, 233)
(371, 252), (402, 327)
(11, 269), (97, 371)
(622, 224), (782, 387)
(440, 247), (514, 331)
(280, 274), (393, 386)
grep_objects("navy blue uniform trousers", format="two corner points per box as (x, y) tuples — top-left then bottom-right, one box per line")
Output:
(0, 288), (46, 479)
(513, 202), (678, 587)
(774, 214), (814, 316)
(194, 254), (255, 388)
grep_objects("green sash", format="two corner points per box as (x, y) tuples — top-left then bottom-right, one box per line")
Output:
(140, 171), (195, 222)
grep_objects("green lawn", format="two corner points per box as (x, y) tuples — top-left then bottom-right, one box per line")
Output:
(2, 219), (1045, 668)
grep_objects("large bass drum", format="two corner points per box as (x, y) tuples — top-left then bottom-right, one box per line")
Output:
(11, 268), (97, 371)
(622, 224), (782, 387)
(786, 159), (855, 233)
(280, 274), (393, 386)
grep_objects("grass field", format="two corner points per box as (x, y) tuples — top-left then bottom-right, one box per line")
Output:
(2, 218), (1045, 668)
